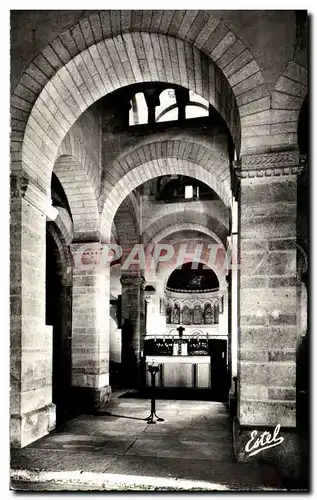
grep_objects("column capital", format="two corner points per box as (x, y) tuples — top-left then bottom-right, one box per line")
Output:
(10, 174), (58, 220)
(234, 151), (307, 180)
(70, 241), (104, 272)
(70, 241), (102, 252)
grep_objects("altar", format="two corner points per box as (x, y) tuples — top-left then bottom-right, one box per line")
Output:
(144, 326), (212, 389)
(145, 355), (211, 389)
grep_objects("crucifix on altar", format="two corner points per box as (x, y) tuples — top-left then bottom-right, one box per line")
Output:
(173, 326), (187, 356)
(176, 325), (185, 338)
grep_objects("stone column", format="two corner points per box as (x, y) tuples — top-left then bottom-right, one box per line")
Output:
(143, 88), (160, 126)
(175, 88), (189, 122)
(10, 175), (58, 448)
(120, 272), (146, 387)
(70, 242), (111, 411)
(233, 151), (306, 472)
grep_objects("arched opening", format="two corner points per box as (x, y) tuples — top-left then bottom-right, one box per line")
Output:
(11, 24), (241, 450)
(9, 13), (310, 488)
(185, 90), (209, 120)
(108, 171), (230, 395)
(45, 229), (72, 426)
(141, 258), (229, 400)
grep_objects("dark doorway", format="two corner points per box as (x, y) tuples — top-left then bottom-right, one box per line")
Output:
(208, 339), (228, 402)
(45, 230), (72, 426)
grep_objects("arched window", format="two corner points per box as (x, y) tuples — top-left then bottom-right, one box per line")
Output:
(214, 301), (219, 324)
(193, 304), (203, 324)
(129, 92), (148, 125)
(185, 90), (209, 119)
(182, 305), (191, 325)
(204, 303), (214, 324)
(172, 302), (180, 324)
(185, 103), (209, 119)
(156, 89), (178, 123)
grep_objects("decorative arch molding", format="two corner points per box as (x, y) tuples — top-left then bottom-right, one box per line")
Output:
(101, 157), (231, 241)
(54, 154), (100, 239)
(11, 28), (245, 196)
(143, 215), (228, 248)
(100, 138), (230, 215)
(104, 131), (232, 169)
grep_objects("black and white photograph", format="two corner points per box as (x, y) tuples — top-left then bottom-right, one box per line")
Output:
(8, 6), (310, 492)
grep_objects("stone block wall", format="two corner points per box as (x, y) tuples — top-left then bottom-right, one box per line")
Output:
(10, 177), (57, 447)
(238, 172), (298, 427)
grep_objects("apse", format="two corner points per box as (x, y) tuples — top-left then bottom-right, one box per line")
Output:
(166, 262), (219, 292)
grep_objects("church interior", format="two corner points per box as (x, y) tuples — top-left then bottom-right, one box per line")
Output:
(10, 10), (309, 490)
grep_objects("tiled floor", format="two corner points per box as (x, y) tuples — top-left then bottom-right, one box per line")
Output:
(11, 391), (285, 491)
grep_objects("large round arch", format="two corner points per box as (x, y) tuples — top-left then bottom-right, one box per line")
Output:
(100, 138), (231, 214)
(100, 157), (231, 241)
(142, 214), (228, 248)
(13, 30), (242, 197)
(11, 12), (308, 200)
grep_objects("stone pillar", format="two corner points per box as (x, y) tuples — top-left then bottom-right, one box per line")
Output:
(70, 242), (111, 411)
(175, 88), (189, 122)
(120, 272), (146, 387)
(10, 175), (58, 448)
(233, 151), (306, 476)
(143, 88), (160, 126)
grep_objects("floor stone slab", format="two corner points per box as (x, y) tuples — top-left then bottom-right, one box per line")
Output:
(126, 438), (234, 461)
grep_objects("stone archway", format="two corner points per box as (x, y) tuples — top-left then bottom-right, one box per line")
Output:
(143, 216), (228, 248)
(99, 138), (232, 215)
(100, 158), (231, 241)
(46, 224), (73, 427)
(12, 26), (244, 196)
(11, 12), (308, 449)
(11, 18), (246, 447)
